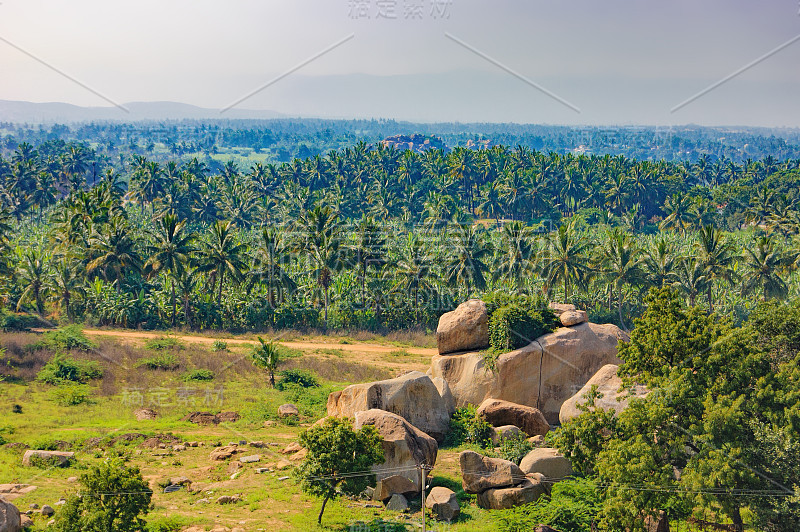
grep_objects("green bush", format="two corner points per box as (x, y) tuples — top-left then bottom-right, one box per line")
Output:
(35, 325), (95, 351)
(181, 369), (214, 381)
(495, 433), (536, 465)
(37, 353), (103, 385)
(488, 303), (558, 353)
(274, 302), (319, 329)
(136, 353), (179, 371)
(0, 311), (39, 331)
(146, 515), (197, 532)
(211, 340), (228, 352)
(282, 382), (334, 418)
(444, 405), (493, 448)
(51, 384), (93, 406)
(493, 478), (601, 532)
(144, 337), (184, 350)
(276, 369), (319, 391)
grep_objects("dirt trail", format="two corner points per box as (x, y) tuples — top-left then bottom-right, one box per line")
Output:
(80, 328), (437, 356)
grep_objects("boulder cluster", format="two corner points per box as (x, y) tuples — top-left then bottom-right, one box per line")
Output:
(321, 298), (637, 515)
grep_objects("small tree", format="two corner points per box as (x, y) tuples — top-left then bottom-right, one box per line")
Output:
(251, 336), (282, 387)
(296, 417), (384, 524)
(53, 458), (152, 532)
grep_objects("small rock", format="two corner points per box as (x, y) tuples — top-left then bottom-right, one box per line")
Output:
(278, 476), (290, 481)
(54, 500), (65, 506)
(249, 441), (267, 448)
(133, 408), (158, 420)
(239, 455), (261, 464)
(519, 448), (573, 480)
(527, 435), (545, 446)
(20, 513), (33, 528)
(230, 471), (241, 480)
(209, 445), (239, 461)
(41, 505), (55, 517)
(263, 420), (277, 427)
(374, 475), (417, 502)
(281, 442), (302, 455)
(172, 444), (186, 452)
(278, 403), (299, 418)
(216, 495), (240, 505)
(255, 468), (271, 474)
(29, 503), (39, 509)
(425, 486), (459, 523)
(560, 309), (588, 327)
(491, 425), (523, 445)
(196, 498), (210, 504)
(289, 449), (307, 462)
(22, 450), (74, 468)
(276, 460), (291, 470)
(170, 476), (192, 486)
(385, 493), (409, 512)
(48, 519), (55, 526)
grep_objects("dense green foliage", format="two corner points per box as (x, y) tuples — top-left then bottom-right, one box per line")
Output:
(275, 369), (319, 391)
(296, 417), (385, 524)
(445, 405), (493, 448)
(493, 479), (601, 532)
(487, 301), (558, 352)
(552, 289), (800, 531)
(37, 353), (102, 385)
(53, 458), (152, 532)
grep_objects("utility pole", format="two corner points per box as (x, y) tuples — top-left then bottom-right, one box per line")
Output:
(419, 462), (428, 532)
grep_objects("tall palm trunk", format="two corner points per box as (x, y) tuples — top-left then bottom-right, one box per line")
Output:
(171, 277), (177, 327)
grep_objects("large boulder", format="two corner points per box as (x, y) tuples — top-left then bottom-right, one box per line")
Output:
(21, 450), (74, 468)
(431, 322), (627, 423)
(477, 399), (550, 437)
(437, 299), (489, 355)
(490, 425), (523, 445)
(425, 486), (459, 522)
(373, 475), (417, 502)
(0, 500), (21, 532)
(459, 450), (523, 494)
(476, 478), (548, 510)
(353, 409), (437, 488)
(560, 310), (587, 327)
(559, 364), (649, 424)
(519, 448), (573, 480)
(328, 371), (454, 441)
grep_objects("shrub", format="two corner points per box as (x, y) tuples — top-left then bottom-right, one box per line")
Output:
(281, 382), (333, 418)
(0, 311), (39, 331)
(445, 405), (493, 448)
(181, 369), (214, 381)
(52, 458), (152, 532)
(51, 384), (93, 406)
(495, 433), (536, 465)
(276, 369), (319, 391)
(144, 337), (184, 351)
(146, 515), (197, 532)
(211, 340), (228, 352)
(136, 353), (179, 371)
(37, 353), (103, 385)
(35, 325), (95, 351)
(488, 303), (558, 353)
(493, 478), (601, 532)
(274, 302), (319, 329)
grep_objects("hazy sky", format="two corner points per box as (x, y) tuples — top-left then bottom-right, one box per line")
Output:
(1, 0), (799, 126)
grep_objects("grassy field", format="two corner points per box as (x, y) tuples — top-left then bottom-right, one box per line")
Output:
(0, 328), (496, 532)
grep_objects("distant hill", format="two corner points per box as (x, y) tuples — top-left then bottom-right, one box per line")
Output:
(0, 100), (286, 123)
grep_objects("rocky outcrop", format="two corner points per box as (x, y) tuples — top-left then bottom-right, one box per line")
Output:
(431, 322), (627, 424)
(477, 399), (550, 437)
(353, 409), (437, 488)
(21, 450), (74, 468)
(328, 371), (454, 441)
(436, 299), (489, 355)
(476, 477), (548, 510)
(0, 499), (21, 532)
(559, 364), (649, 424)
(560, 310), (587, 327)
(519, 448), (573, 480)
(425, 487), (459, 522)
(459, 450), (523, 494)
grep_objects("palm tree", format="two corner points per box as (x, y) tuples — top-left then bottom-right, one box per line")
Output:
(251, 336), (282, 387)
(196, 220), (247, 308)
(596, 228), (645, 330)
(660, 193), (697, 235)
(493, 221), (537, 294)
(695, 225), (739, 311)
(741, 235), (792, 300)
(15, 249), (48, 315)
(672, 258), (708, 307)
(46, 260), (84, 320)
(540, 220), (591, 301)
(395, 233), (436, 323)
(478, 180), (505, 225)
(644, 238), (678, 288)
(250, 227), (296, 309)
(297, 205), (344, 325)
(145, 215), (195, 326)
(87, 218), (143, 294)
(444, 224), (491, 298)
(351, 216), (386, 307)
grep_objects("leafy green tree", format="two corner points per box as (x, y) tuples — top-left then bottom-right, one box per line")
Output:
(493, 221), (537, 294)
(53, 458), (152, 532)
(741, 235), (793, 301)
(298, 205), (344, 325)
(196, 220), (247, 308)
(87, 218), (143, 294)
(15, 248), (48, 315)
(541, 220), (590, 301)
(296, 417), (384, 525)
(596, 228), (645, 329)
(145, 214), (195, 325)
(696, 225), (739, 311)
(444, 223), (491, 297)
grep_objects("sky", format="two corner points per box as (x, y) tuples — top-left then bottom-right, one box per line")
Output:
(0, 0), (799, 126)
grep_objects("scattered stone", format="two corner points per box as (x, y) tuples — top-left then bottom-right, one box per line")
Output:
(263, 420), (277, 428)
(278, 404), (299, 418)
(20, 513), (33, 529)
(66, 476), (78, 483)
(559, 364), (649, 424)
(353, 409), (438, 489)
(28, 503), (38, 510)
(216, 495), (240, 505)
(0, 500), (21, 531)
(0, 484), (37, 502)
(491, 425), (523, 445)
(425, 486), (459, 523)
(229, 472), (241, 480)
(40, 505), (55, 517)
(645, 511), (670, 532)
(281, 442), (302, 454)
(209, 445), (239, 461)
(385, 493), (409, 512)
(276, 460), (291, 470)
(22, 450), (74, 468)
(133, 408), (158, 420)
(239, 455), (261, 464)
(278, 476), (290, 481)
(560, 309), (588, 327)
(196, 498), (210, 504)
(459, 451), (523, 494)
(476, 478), (548, 510)
(47, 519), (55, 527)
(289, 449), (307, 462)
(54, 500), (65, 506)
(169, 476), (191, 486)
(216, 412), (240, 423)
(373, 475), (417, 502)
(527, 435), (545, 446)
(172, 444), (186, 452)
(255, 468), (271, 474)
(477, 399), (550, 437)
(548, 302), (576, 316)
(436, 299), (489, 355)
(249, 441), (267, 448)
(163, 484), (183, 494)
(519, 448), (573, 480)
